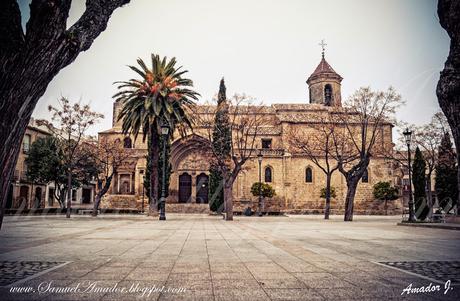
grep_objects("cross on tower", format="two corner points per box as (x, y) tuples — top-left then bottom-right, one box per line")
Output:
(319, 39), (327, 58)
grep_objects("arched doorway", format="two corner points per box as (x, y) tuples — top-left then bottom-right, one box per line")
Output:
(6, 185), (13, 209)
(34, 187), (42, 208)
(196, 173), (209, 203)
(19, 185), (29, 208)
(179, 173), (192, 203)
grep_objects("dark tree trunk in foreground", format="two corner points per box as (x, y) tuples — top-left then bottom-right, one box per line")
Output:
(0, 0), (130, 229)
(437, 0), (460, 214)
(149, 127), (160, 216)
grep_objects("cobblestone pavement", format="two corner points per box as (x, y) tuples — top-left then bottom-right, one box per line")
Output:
(0, 214), (459, 301)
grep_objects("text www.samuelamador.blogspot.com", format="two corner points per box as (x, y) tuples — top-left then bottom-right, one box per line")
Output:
(9, 281), (187, 297)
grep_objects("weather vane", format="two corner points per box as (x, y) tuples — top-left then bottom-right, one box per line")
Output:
(319, 39), (327, 58)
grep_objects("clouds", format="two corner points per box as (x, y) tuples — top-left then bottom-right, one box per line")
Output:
(19, 0), (449, 135)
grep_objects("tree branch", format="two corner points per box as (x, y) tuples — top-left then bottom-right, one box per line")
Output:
(68, 0), (130, 52)
(0, 0), (25, 57)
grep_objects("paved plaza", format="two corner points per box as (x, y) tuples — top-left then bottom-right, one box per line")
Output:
(0, 214), (459, 301)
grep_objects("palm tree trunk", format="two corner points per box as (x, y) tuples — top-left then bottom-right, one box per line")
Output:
(149, 126), (160, 216)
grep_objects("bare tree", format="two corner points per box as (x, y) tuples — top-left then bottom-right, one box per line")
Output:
(83, 138), (131, 216)
(39, 98), (103, 218)
(334, 87), (403, 221)
(288, 112), (347, 219)
(437, 0), (460, 215)
(199, 94), (270, 220)
(413, 112), (450, 218)
(0, 0), (130, 229)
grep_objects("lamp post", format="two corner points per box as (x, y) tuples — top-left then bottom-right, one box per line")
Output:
(159, 123), (169, 221)
(403, 128), (415, 222)
(257, 150), (263, 217)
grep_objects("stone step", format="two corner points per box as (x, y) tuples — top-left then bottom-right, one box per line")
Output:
(166, 203), (210, 214)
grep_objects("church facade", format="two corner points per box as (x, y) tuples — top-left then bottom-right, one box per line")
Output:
(98, 56), (401, 215)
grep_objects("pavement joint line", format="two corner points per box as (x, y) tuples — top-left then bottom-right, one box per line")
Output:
(0, 220), (136, 255)
(158, 218), (193, 301)
(2, 261), (72, 288)
(204, 220), (216, 301)
(226, 222), (336, 300)
(371, 261), (445, 285)
(219, 221), (275, 301)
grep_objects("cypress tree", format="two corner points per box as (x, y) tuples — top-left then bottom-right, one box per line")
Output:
(435, 132), (458, 212)
(412, 147), (428, 220)
(209, 78), (231, 212)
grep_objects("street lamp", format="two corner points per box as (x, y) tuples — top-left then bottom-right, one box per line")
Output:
(403, 127), (415, 222)
(159, 123), (170, 221)
(257, 150), (263, 217)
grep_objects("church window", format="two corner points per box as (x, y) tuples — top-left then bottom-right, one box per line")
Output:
(23, 134), (31, 154)
(305, 167), (313, 183)
(264, 167), (272, 183)
(324, 84), (332, 106)
(123, 137), (132, 148)
(362, 168), (369, 183)
(261, 138), (272, 149)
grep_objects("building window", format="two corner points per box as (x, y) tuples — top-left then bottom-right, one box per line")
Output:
(261, 138), (272, 149)
(305, 167), (313, 183)
(362, 168), (369, 183)
(23, 134), (31, 154)
(324, 84), (332, 106)
(123, 137), (132, 148)
(264, 167), (272, 183)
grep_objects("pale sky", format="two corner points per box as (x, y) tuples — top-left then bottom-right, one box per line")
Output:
(19, 0), (449, 136)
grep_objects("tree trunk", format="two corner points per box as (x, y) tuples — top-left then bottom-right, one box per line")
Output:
(92, 176), (113, 217)
(344, 178), (360, 221)
(437, 0), (460, 216)
(224, 181), (233, 221)
(324, 174), (332, 219)
(66, 171), (72, 218)
(0, 0), (131, 230)
(426, 175), (433, 220)
(149, 127), (160, 216)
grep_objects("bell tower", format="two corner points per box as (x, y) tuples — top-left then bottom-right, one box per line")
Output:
(307, 40), (343, 106)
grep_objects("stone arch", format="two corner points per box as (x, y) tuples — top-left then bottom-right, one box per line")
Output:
(123, 137), (132, 148)
(264, 165), (273, 183)
(305, 166), (313, 183)
(324, 84), (332, 106)
(170, 134), (212, 203)
(178, 172), (192, 203)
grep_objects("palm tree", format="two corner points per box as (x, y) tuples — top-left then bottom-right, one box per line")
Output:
(114, 54), (199, 215)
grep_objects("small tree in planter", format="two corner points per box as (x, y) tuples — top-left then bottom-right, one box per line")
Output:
(250, 182), (276, 215)
(373, 181), (399, 215)
(320, 186), (337, 199)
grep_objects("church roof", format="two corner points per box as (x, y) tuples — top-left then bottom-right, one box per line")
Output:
(307, 57), (342, 83)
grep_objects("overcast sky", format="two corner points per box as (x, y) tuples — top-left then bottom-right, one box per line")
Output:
(19, 0), (449, 136)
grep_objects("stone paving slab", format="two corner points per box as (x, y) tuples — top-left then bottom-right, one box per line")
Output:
(0, 214), (459, 300)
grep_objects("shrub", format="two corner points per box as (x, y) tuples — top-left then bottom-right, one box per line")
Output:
(320, 186), (337, 199)
(250, 182), (276, 198)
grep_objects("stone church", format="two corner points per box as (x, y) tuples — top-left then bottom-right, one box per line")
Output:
(99, 54), (400, 214)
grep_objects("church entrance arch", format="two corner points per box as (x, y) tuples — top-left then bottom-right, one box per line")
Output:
(179, 173), (192, 203)
(196, 173), (209, 203)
